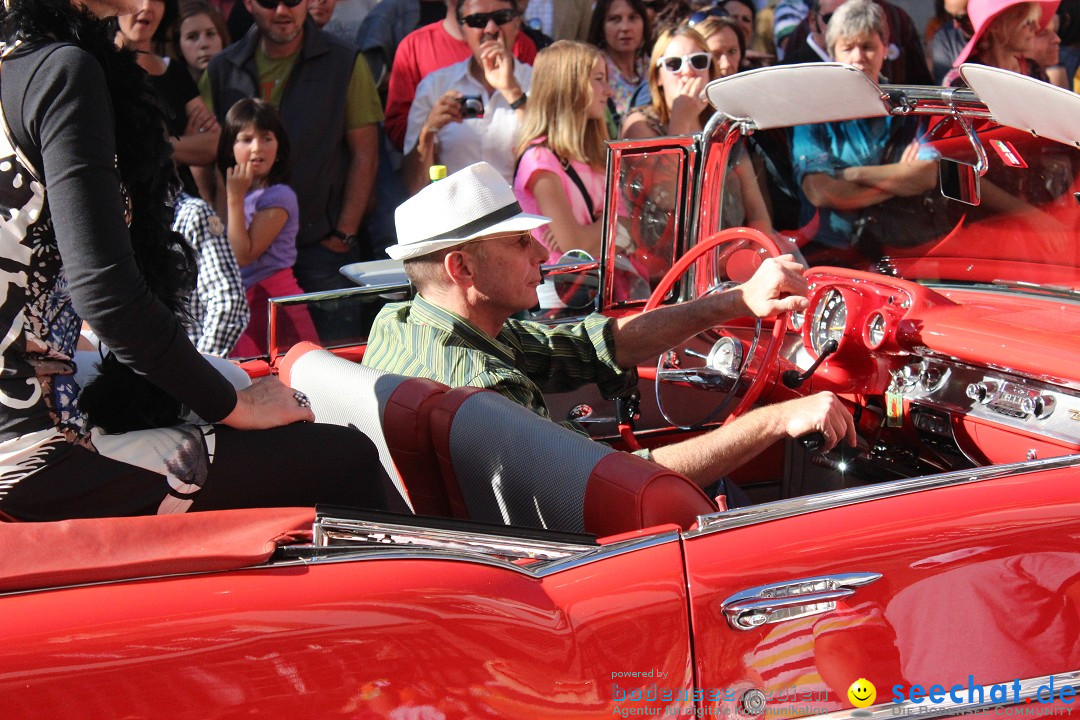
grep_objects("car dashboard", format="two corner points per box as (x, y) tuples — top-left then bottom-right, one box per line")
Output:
(788, 268), (1080, 487)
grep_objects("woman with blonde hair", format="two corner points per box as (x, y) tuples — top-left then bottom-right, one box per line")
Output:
(621, 25), (715, 138)
(621, 24), (775, 236)
(513, 40), (613, 262)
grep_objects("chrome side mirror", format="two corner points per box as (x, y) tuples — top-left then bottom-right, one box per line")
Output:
(544, 249), (600, 310)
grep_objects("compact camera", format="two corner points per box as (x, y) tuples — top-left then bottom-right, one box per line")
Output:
(459, 95), (485, 119)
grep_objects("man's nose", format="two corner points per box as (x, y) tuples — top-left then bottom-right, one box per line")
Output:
(529, 234), (548, 261)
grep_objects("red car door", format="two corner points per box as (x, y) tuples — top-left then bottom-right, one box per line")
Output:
(682, 458), (1080, 717)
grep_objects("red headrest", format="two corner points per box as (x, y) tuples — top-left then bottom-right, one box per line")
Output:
(584, 452), (716, 537)
(277, 341), (324, 386)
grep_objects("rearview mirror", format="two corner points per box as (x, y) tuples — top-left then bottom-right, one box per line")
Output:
(939, 158), (981, 206)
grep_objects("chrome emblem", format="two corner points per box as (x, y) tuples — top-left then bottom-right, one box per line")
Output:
(1069, 409), (1080, 422)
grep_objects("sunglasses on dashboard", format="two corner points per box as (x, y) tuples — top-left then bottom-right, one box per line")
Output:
(460, 9), (519, 28)
(252, 0), (305, 8)
(657, 52), (712, 72)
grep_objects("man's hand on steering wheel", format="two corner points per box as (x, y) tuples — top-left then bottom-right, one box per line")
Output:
(735, 254), (811, 319)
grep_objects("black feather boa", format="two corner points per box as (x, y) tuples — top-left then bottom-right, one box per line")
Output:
(2, 0), (197, 433)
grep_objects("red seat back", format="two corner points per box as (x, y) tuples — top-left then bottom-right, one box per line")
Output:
(429, 386), (716, 537)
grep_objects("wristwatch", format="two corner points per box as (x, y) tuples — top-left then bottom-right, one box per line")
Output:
(509, 93), (527, 110)
(328, 229), (359, 249)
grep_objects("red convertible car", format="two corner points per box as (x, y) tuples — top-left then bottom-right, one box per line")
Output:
(4, 64), (1080, 719)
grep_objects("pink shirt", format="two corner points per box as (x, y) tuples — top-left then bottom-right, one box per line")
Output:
(513, 142), (604, 263)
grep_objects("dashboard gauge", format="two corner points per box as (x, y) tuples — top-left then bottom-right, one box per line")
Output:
(866, 312), (887, 349)
(706, 336), (743, 375)
(811, 288), (847, 354)
(789, 309), (805, 332)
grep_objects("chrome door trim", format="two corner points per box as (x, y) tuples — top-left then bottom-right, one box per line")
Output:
(299, 516), (682, 578)
(817, 669), (1080, 720)
(688, 453), (1080, 538)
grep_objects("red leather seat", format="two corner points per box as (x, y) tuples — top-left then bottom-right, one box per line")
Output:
(429, 386), (716, 538)
(279, 343), (452, 517)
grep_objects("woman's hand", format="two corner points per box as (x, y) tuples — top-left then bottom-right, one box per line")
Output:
(667, 74), (710, 134)
(220, 376), (314, 430)
(225, 161), (253, 199)
(185, 102), (219, 137)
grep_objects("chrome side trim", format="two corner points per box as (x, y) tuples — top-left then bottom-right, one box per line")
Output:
(0, 528), (678, 598)
(819, 669), (1080, 720)
(303, 517), (682, 578)
(689, 453), (1080, 537)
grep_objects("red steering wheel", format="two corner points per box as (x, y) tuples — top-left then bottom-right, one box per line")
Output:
(643, 227), (786, 428)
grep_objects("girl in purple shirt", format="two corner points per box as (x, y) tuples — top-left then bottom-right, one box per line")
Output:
(219, 99), (315, 356)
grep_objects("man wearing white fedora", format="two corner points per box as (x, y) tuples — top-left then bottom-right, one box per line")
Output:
(363, 162), (855, 490)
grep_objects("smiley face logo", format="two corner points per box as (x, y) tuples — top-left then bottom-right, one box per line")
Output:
(848, 678), (877, 708)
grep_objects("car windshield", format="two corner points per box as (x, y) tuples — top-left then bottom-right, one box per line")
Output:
(760, 115), (1080, 297)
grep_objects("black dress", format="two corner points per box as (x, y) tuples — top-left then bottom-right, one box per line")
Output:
(150, 57), (202, 197)
(0, 39), (402, 520)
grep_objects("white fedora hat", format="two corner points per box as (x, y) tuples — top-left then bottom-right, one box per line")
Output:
(389, 162), (550, 260)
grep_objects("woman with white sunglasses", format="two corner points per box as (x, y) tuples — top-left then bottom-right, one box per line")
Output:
(620, 25), (775, 237)
(620, 25), (715, 138)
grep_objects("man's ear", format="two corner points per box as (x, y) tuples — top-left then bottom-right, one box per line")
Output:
(243, 0), (255, 13)
(444, 249), (476, 288)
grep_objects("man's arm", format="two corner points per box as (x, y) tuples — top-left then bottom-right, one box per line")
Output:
(334, 123), (379, 240)
(610, 255), (810, 368)
(651, 392), (855, 485)
(327, 55), (384, 246)
(174, 198), (248, 357)
(801, 172), (895, 211)
(192, 220), (249, 357)
(839, 148), (938, 198)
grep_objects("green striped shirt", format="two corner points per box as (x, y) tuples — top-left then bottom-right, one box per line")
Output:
(362, 295), (637, 432)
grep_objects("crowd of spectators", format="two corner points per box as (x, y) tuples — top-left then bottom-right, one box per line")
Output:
(118, 0), (1074, 357)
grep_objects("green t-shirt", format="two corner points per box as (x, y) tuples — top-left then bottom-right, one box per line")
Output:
(199, 45), (383, 129)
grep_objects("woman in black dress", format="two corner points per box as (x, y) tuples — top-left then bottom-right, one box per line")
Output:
(0, 0), (402, 520)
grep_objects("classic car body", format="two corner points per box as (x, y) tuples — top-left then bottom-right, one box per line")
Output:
(4, 64), (1080, 719)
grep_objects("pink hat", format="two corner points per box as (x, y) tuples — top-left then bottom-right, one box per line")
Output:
(952, 0), (1060, 67)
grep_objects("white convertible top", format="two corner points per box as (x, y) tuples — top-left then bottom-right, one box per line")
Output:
(704, 63), (890, 129)
(960, 63), (1080, 150)
(705, 61), (1080, 152)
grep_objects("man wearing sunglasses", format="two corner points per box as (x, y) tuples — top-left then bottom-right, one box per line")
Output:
(202, 0), (384, 335)
(381, 0), (538, 154)
(401, 0), (532, 196)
